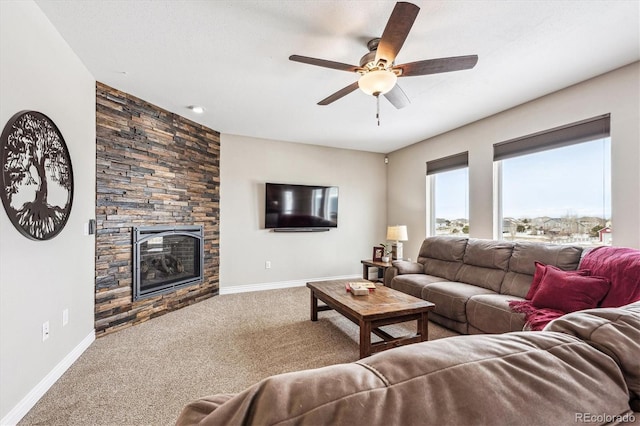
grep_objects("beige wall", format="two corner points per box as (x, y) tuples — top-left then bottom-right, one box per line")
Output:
(220, 134), (387, 289)
(0, 1), (96, 422)
(387, 62), (640, 258)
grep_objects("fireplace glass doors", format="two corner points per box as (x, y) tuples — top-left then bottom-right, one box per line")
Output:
(133, 225), (204, 301)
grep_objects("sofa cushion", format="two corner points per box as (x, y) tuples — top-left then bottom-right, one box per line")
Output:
(418, 236), (467, 281)
(417, 236), (468, 262)
(507, 241), (582, 275)
(451, 239), (513, 292)
(455, 265), (506, 293)
(532, 268), (610, 313)
(390, 274), (449, 299)
(423, 259), (463, 282)
(466, 294), (527, 333)
(463, 238), (513, 270)
(500, 271), (534, 298)
(422, 282), (495, 323)
(544, 301), (640, 410)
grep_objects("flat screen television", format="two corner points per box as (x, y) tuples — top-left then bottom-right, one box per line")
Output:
(265, 183), (338, 230)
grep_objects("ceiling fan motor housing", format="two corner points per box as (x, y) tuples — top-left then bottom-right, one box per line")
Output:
(360, 38), (388, 70)
(359, 50), (377, 69)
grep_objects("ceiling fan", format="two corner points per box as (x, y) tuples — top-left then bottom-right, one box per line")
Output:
(289, 1), (478, 123)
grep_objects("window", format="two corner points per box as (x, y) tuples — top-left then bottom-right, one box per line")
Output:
(494, 115), (611, 246)
(427, 152), (469, 237)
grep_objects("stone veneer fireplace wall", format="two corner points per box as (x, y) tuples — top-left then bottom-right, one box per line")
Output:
(95, 82), (220, 337)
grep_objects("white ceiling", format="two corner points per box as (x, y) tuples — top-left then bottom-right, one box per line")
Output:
(35, 0), (639, 153)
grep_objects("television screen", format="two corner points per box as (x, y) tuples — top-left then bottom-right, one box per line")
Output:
(265, 183), (338, 229)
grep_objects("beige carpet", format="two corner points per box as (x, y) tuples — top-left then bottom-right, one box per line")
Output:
(19, 286), (458, 426)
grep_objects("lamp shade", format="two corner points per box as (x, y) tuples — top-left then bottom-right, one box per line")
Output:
(386, 225), (408, 241)
(358, 70), (397, 95)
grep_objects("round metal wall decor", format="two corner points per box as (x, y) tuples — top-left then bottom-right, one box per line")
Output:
(0, 111), (74, 240)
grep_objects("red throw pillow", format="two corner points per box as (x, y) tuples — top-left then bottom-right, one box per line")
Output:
(526, 262), (591, 300)
(531, 267), (610, 313)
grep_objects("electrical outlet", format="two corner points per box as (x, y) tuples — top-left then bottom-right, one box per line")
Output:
(63, 309), (69, 326)
(265, 261), (271, 269)
(42, 321), (50, 342)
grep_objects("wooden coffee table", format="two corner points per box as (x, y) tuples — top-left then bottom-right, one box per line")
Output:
(307, 279), (435, 359)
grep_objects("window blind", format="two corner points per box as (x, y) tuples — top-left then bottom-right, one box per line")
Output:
(426, 151), (469, 175)
(493, 114), (610, 161)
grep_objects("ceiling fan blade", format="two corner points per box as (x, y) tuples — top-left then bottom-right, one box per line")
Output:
(289, 55), (360, 72)
(318, 82), (360, 105)
(384, 84), (410, 109)
(375, 2), (420, 65)
(397, 55), (479, 77)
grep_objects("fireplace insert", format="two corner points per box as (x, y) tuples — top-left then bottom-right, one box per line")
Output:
(133, 225), (204, 301)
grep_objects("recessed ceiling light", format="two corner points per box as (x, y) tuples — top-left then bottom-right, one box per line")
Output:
(188, 105), (204, 114)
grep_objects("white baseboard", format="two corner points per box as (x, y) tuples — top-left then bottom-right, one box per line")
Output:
(1, 330), (95, 426)
(219, 274), (361, 295)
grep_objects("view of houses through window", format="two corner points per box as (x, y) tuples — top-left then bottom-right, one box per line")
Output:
(428, 137), (611, 247)
(431, 167), (469, 237)
(426, 114), (614, 246)
(498, 137), (611, 247)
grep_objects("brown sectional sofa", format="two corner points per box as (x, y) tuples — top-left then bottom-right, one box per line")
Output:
(177, 302), (640, 425)
(384, 236), (584, 334)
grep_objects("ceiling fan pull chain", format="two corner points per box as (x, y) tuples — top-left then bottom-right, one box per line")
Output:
(376, 93), (381, 126)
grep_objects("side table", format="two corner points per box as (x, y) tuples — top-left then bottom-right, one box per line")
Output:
(361, 259), (393, 283)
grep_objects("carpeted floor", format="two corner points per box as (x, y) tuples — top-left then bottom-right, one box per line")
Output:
(18, 286), (458, 426)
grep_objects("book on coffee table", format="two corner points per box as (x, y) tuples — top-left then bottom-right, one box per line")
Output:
(346, 282), (376, 295)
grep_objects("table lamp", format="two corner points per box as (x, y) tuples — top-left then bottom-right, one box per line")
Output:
(386, 225), (408, 260)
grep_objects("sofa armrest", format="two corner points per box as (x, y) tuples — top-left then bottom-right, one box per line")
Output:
(383, 267), (398, 287)
(393, 260), (423, 275)
(384, 261), (423, 287)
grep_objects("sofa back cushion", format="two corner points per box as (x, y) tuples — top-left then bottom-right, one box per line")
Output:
(501, 242), (583, 297)
(501, 273), (536, 299)
(508, 241), (583, 274)
(455, 239), (513, 292)
(417, 236), (467, 281)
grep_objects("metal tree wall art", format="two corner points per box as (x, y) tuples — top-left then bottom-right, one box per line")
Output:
(0, 111), (74, 240)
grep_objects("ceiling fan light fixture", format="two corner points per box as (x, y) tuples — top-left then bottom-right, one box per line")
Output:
(358, 70), (397, 96)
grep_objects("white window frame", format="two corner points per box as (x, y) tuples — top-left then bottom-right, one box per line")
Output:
(493, 161), (503, 239)
(426, 174), (436, 237)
